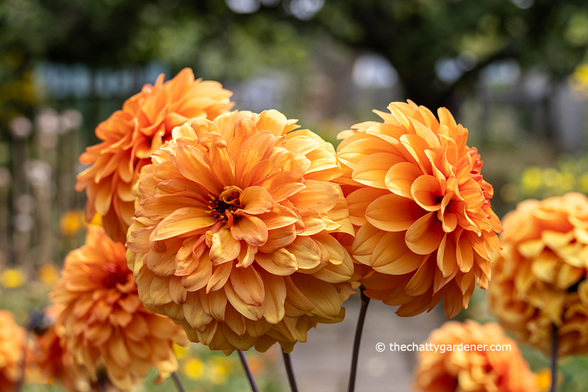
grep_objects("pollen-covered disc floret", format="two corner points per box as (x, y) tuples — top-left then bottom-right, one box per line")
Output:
(489, 193), (588, 357)
(76, 68), (234, 243)
(51, 226), (187, 390)
(126, 110), (356, 354)
(337, 100), (502, 318)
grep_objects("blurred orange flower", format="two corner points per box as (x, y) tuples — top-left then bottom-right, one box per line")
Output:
(51, 226), (187, 390)
(127, 110), (356, 354)
(413, 320), (538, 392)
(337, 101), (502, 317)
(489, 193), (588, 356)
(29, 306), (92, 392)
(76, 68), (234, 243)
(0, 310), (26, 391)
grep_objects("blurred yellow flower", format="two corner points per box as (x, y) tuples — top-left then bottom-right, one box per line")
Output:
(37, 264), (59, 286)
(173, 343), (188, 360)
(0, 268), (25, 288)
(521, 167), (543, 194)
(536, 368), (562, 391)
(59, 210), (85, 237)
(89, 212), (103, 227)
(183, 358), (204, 380)
(209, 362), (229, 385)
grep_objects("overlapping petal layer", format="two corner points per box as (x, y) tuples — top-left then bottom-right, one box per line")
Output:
(0, 310), (26, 391)
(127, 110), (357, 354)
(489, 193), (588, 356)
(413, 320), (538, 392)
(337, 101), (502, 318)
(76, 68), (234, 242)
(51, 226), (187, 390)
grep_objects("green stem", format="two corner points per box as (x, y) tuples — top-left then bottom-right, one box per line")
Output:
(550, 323), (559, 392)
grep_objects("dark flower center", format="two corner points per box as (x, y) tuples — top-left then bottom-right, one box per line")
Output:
(101, 262), (128, 289)
(208, 185), (243, 226)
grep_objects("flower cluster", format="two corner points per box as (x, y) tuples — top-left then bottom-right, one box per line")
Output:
(413, 320), (538, 392)
(51, 225), (188, 390)
(76, 69), (234, 243)
(489, 193), (588, 356)
(337, 101), (502, 317)
(126, 110), (356, 353)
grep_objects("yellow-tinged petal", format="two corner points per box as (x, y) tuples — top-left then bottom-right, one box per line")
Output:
(405, 211), (444, 255)
(371, 231), (425, 274)
(231, 214), (268, 247)
(255, 249), (298, 276)
(385, 162), (422, 198)
(352, 152), (405, 189)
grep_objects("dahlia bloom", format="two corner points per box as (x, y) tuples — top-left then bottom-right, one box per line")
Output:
(76, 68), (234, 243)
(127, 110), (356, 354)
(489, 193), (588, 356)
(0, 310), (26, 391)
(337, 101), (502, 317)
(29, 306), (92, 392)
(51, 225), (187, 390)
(413, 320), (538, 392)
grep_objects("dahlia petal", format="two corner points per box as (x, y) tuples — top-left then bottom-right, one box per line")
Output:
(208, 136), (236, 185)
(441, 212), (458, 233)
(405, 260), (435, 296)
(443, 283), (463, 318)
(456, 231), (474, 273)
(290, 275), (340, 319)
(411, 175), (443, 211)
(125, 314), (149, 340)
(255, 249), (298, 276)
(400, 134), (432, 174)
(181, 253), (212, 292)
(209, 228), (241, 265)
(258, 204), (299, 230)
(230, 266), (265, 306)
(296, 208), (327, 236)
(175, 142), (223, 194)
(150, 276), (172, 306)
(236, 242), (257, 269)
(351, 223), (387, 265)
(288, 180), (339, 214)
(352, 152), (405, 189)
(409, 117), (441, 150)
(286, 236), (321, 270)
(239, 186), (274, 215)
(257, 171), (306, 202)
(405, 211), (444, 255)
(224, 305), (247, 335)
(95, 180), (113, 216)
(258, 225), (296, 253)
(206, 262), (233, 293)
(385, 162), (422, 198)
(346, 188), (389, 227)
(372, 231), (425, 275)
(437, 233), (458, 278)
(262, 272), (286, 324)
(109, 333), (131, 367)
(169, 276), (187, 304)
(152, 207), (216, 240)
(256, 109), (291, 137)
(136, 195), (207, 220)
(366, 194), (425, 232)
(224, 281), (264, 321)
(235, 130), (276, 188)
(231, 214), (269, 247)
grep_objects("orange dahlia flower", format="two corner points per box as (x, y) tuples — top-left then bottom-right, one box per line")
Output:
(51, 225), (187, 390)
(0, 310), (26, 391)
(76, 68), (234, 243)
(29, 306), (93, 392)
(127, 110), (356, 354)
(413, 320), (538, 392)
(337, 100), (502, 317)
(489, 193), (588, 356)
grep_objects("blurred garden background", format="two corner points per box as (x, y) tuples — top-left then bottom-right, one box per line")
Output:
(2, 0), (588, 391)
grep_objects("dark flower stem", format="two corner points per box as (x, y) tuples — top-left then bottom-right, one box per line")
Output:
(171, 371), (186, 392)
(348, 286), (371, 392)
(550, 323), (559, 392)
(238, 350), (260, 392)
(282, 349), (299, 392)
